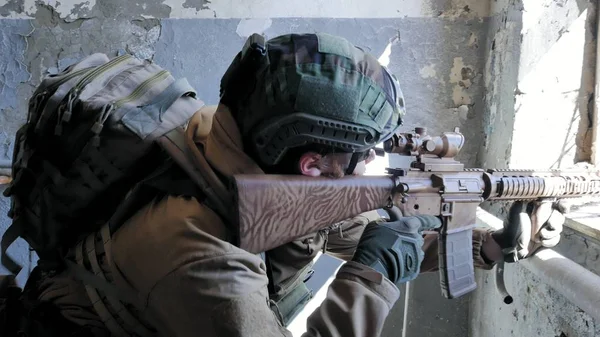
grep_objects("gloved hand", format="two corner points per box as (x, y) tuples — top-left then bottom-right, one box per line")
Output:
(491, 200), (567, 263)
(351, 207), (442, 285)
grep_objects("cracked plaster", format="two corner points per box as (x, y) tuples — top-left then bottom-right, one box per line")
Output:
(477, 4), (522, 172)
(478, 0), (596, 174)
(0, 19), (32, 164)
(25, 5), (162, 84)
(473, 2), (600, 337)
(1, 0), (491, 19)
(0, 80), (29, 287)
(510, 1), (596, 170)
(557, 227), (600, 276)
(471, 264), (599, 337)
(0, 5), (491, 334)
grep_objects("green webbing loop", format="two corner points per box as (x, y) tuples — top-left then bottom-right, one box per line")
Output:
(316, 33), (354, 59)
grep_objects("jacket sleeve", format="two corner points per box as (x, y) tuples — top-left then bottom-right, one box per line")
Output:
(302, 262), (400, 337)
(324, 210), (383, 261)
(145, 250), (399, 337)
(144, 250), (292, 337)
(136, 207), (399, 337)
(111, 195), (399, 337)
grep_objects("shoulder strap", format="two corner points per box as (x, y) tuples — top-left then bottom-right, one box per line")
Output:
(156, 128), (234, 226)
(0, 223), (23, 276)
(66, 260), (144, 309)
(1, 267), (97, 337)
(106, 167), (171, 236)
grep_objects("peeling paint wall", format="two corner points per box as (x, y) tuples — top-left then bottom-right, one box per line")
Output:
(0, 20), (31, 168)
(510, 0), (597, 170)
(478, 0), (597, 172)
(0, 2), (490, 336)
(1, 0), (491, 19)
(477, 0), (523, 171)
(0, 19), (34, 285)
(0, 0), (492, 168)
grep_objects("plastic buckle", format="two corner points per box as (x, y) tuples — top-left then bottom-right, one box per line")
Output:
(242, 33), (266, 61)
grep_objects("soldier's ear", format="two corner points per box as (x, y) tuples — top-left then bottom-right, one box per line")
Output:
(298, 152), (322, 177)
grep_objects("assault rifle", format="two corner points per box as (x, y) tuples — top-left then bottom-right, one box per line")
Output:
(231, 127), (600, 300)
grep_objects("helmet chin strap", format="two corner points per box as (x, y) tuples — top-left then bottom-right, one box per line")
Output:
(345, 152), (362, 176)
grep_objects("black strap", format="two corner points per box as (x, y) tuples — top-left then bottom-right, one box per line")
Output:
(106, 155), (175, 235)
(143, 161), (205, 200)
(0, 274), (22, 336)
(107, 183), (161, 236)
(345, 152), (361, 176)
(1, 267), (94, 337)
(1, 223), (23, 275)
(2, 298), (96, 337)
(66, 260), (144, 309)
(107, 155), (207, 236)
(157, 128), (234, 226)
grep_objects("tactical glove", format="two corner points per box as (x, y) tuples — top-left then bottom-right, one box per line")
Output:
(492, 200), (566, 263)
(351, 207), (442, 285)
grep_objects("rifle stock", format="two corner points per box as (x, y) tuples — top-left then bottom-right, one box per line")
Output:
(232, 127), (600, 300)
(232, 174), (396, 254)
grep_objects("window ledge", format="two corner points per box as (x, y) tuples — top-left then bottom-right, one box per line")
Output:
(476, 207), (600, 323)
(564, 202), (600, 242)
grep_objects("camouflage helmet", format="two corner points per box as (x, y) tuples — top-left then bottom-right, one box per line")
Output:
(220, 33), (405, 171)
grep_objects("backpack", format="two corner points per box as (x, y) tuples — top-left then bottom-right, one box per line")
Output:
(1, 52), (207, 275)
(0, 267), (95, 337)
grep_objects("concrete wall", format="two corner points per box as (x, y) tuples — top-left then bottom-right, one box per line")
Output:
(478, 0), (596, 172)
(470, 215), (600, 337)
(0, 0), (598, 336)
(471, 1), (600, 337)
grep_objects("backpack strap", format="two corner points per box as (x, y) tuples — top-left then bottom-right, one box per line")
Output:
(106, 170), (170, 236)
(72, 228), (155, 337)
(1, 222), (23, 276)
(66, 260), (144, 309)
(1, 267), (97, 337)
(156, 128), (234, 227)
(0, 273), (21, 336)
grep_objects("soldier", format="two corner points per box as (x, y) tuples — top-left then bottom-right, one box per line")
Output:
(30, 33), (565, 337)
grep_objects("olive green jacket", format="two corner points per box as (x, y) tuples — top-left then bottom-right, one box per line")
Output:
(38, 104), (494, 337)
